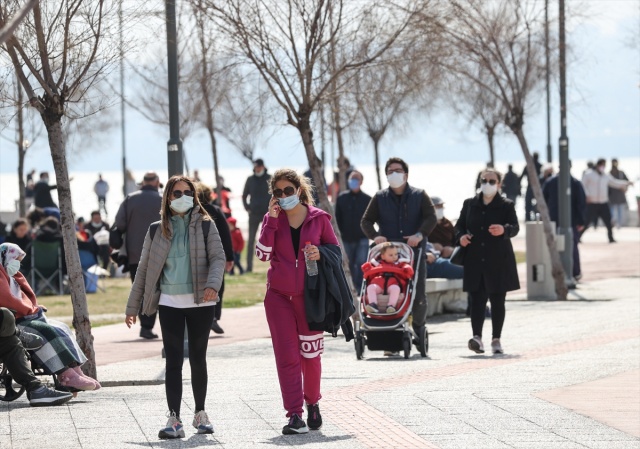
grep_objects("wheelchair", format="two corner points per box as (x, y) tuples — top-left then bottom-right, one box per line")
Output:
(0, 350), (79, 402)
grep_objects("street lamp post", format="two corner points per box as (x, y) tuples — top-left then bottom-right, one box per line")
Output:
(119, 0), (127, 198)
(545, 0), (552, 164)
(165, 0), (183, 177)
(558, 0), (573, 288)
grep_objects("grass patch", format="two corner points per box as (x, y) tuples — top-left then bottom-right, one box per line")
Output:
(39, 251), (268, 323)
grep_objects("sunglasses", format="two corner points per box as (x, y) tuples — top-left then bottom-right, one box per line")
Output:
(480, 178), (497, 186)
(172, 189), (194, 198)
(273, 186), (296, 198)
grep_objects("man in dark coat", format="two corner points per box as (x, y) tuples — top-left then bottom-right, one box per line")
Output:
(501, 164), (521, 203)
(335, 170), (371, 289)
(242, 159), (271, 273)
(114, 172), (162, 339)
(520, 152), (542, 221)
(543, 164), (587, 279)
(33, 172), (58, 209)
(361, 157), (437, 338)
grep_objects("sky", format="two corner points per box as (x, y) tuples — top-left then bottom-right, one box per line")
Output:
(0, 0), (638, 177)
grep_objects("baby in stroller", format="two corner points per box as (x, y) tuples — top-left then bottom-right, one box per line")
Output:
(361, 242), (414, 314)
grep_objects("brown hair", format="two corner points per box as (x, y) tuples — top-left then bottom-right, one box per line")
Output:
(160, 175), (210, 239)
(481, 168), (503, 184)
(269, 168), (315, 206)
(384, 157), (409, 174)
(379, 242), (396, 255)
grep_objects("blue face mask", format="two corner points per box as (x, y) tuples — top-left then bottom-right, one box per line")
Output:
(278, 192), (300, 210)
(348, 179), (360, 191)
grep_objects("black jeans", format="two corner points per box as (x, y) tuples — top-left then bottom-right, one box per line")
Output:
(129, 264), (157, 331)
(468, 278), (506, 339)
(246, 213), (263, 272)
(158, 305), (215, 417)
(583, 203), (614, 242)
(0, 310), (41, 393)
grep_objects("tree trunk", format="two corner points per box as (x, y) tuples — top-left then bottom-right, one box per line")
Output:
(46, 119), (97, 378)
(17, 83), (26, 217)
(486, 123), (495, 167)
(514, 128), (568, 300)
(206, 124), (221, 205)
(298, 117), (357, 298)
(373, 136), (382, 190)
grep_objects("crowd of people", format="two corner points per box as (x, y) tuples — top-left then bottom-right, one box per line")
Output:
(0, 154), (634, 440)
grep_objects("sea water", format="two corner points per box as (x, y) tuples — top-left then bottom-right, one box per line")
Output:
(1, 158), (638, 235)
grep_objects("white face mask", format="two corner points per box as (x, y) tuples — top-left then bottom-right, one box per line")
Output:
(6, 259), (21, 277)
(436, 209), (445, 220)
(387, 172), (406, 189)
(481, 183), (498, 197)
(255, 169), (265, 177)
(170, 195), (194, 214)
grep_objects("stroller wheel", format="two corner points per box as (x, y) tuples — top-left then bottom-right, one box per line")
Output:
(402, 333), (412, 359)
(355, 332), (365, 360)
(417, 325), (429, 357)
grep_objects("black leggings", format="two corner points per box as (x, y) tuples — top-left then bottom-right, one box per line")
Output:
(468, 279), (506, 339)
(158, 305), (215, 418)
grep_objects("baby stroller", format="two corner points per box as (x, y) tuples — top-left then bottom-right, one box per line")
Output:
(354, 242), (428, 359)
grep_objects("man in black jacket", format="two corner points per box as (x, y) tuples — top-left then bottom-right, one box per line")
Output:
(114, 172), (162, 339)
(33, 172), (58, 209)
(242, 159), (271, 273)
(335, 170), (371, 289)
(361, 157), (437, 338)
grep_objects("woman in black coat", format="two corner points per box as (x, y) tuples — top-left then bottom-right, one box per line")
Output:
(455, 168), (519, 355)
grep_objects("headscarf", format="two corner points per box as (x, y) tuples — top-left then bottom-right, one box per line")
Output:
(0, 242), (26, 298)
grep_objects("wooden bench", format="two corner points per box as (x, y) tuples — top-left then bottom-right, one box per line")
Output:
(426, 278), (467, 317)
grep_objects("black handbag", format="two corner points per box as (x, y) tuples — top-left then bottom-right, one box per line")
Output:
(449, 245), (466, 266)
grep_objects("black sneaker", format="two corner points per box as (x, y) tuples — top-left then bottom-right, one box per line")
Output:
(282, 414), (309, 435)
(16, 329), (44, 350)
(27, 386), (73, 407)
(306, 403), (322, 430)
(210, 320), (224, 334)
(140, 328), (159, 339)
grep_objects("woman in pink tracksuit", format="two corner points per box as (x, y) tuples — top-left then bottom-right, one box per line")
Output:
(256, 168), (339, 435)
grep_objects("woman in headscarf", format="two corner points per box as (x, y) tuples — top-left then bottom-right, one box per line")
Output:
(0, 242), (99, 392)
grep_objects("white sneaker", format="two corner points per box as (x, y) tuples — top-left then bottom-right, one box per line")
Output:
(192, 410), (214, 434)
(468, 336), (484, 354)
(491, 338), (504, 354)
(158, 412), (185, 439)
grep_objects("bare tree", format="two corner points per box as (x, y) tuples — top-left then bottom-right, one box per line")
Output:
(0, 0), (127, 376)
(439, 0), (567, 299)
(199, 0), (423, 213)
(0, 0), (37, 45)
(448, 71), (507, 167)
(355, 36), (439, 189)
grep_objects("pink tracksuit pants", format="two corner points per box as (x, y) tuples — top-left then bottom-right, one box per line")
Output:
(264, 289), (323, 418)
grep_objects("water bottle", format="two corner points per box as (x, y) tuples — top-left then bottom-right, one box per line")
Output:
(304, 241), (318, 276)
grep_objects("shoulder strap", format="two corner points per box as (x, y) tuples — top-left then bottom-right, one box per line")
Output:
(202, 220), (210, 259)
(149, 222), (160, 240)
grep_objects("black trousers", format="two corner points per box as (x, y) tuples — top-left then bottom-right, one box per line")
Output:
(129, 264), (157, 331)
(158, 305), (215, 417)
(583, 203), (614, 242)
(468, 278), (506, 339)
(0, 310), (41, 393)
(246, 213), (263, 272)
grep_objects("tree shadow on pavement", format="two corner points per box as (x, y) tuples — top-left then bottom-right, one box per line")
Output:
(126, 434), (222, 448)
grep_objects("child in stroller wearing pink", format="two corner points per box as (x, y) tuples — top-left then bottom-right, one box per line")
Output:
(361, 242), (414, 314)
